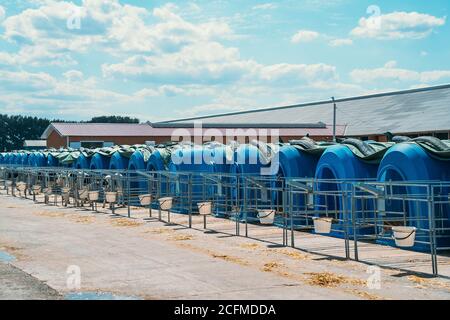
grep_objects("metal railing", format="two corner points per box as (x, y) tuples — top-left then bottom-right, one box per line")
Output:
(1, 165), (449, 277)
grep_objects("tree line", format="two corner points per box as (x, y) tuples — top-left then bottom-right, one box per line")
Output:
(0, 114), (140, 151)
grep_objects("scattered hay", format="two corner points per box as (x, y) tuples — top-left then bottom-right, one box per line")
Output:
(35, 211), (66, 218)
(110, 218), (143, 228)
(407, 275), (428, 285)
(143, 228), (174, 234)
(0, 245), (21, 252)
(70, 216), (96, 224)
(277, 249), (309, 260)
(211, 253), (249, 266)
(240, 243), (261, 250)
(262, 261), (284, 272)
(306, 272), (348, 287)
(346, 289), (384, 300)
(407, 275), (450, 290)
(170, 235), (195, 241)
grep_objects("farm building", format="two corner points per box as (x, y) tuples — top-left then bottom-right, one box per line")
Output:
(42, 84), (450, 148)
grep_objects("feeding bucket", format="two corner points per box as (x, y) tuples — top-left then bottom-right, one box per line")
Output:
(43, 187), (52, 195)
(16, 182), (27, 192)
(32, 185), (42, 194)
(139, 194), (152, 206)
(62, 187), (71, 194)
(78, 189), (89, 200)
(198, 202), (212, 215)
(105, 192), (117, 203)
(257, 210), (276, 225)
(159, 197), (173, 210)
(313, 217), (333, 234)
(392, 226), (417, 248)
(88, 191), (99, 202)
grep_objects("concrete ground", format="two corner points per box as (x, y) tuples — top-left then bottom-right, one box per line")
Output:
(0, 190), (449, 300)
(0, 263), (61, 300)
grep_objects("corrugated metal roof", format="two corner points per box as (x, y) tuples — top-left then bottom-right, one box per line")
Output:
(41, 123), (157, 138)
(41, 122), (345, 139)
(159, 84), (450, 136)
(24, 140), (47, 147)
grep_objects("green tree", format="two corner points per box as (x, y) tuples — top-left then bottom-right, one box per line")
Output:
(89, 116), (139, 123)
(0, 114), (52, 151)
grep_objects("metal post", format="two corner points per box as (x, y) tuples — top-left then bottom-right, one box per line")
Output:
(352, 185), (359, 261)
(428, 186), (438, 277)
(244, 177), (248, 238)
(127, 172), (131, 218)
(188, 174), (192, 228)
(332, 97), (337, 142)
(343, 192), (350, 260)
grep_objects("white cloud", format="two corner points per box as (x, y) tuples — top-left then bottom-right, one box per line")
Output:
(350, 11), (446, 40)
(350, 61), (450, 84)
(1, 1), (233, 65)
(252, 3), (278, 10)
(0, 1), (344, 120)
(0, 5), (5, 22)
(63, 70), (83, 82)
(291, 30), (320, 43)
(258, 63), (337, 83)
(103, 42), (337, 87)
(329, 38), (353, 47)
(420, 71), (450, 83)
(0, 68), (132, 119)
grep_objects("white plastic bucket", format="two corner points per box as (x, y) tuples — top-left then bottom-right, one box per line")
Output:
(139, 194), (152, 206)
(32, 185), (42, 194)
(313, 217), (333, 234)
(198, 202), (212, 215)
(88, 191), (99, 202)
(159, 197), (173, 210)
(257, 210), (276, 225)
(105, 192), (117, 203)
(392, 226), (417, 248)
(79, 189), (89, 200)
(16, 182), (27, 192)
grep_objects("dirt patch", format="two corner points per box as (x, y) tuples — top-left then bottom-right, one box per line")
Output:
(110, 218), (143, 228)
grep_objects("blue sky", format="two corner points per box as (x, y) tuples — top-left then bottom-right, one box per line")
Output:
(0, 0), (449, 122)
